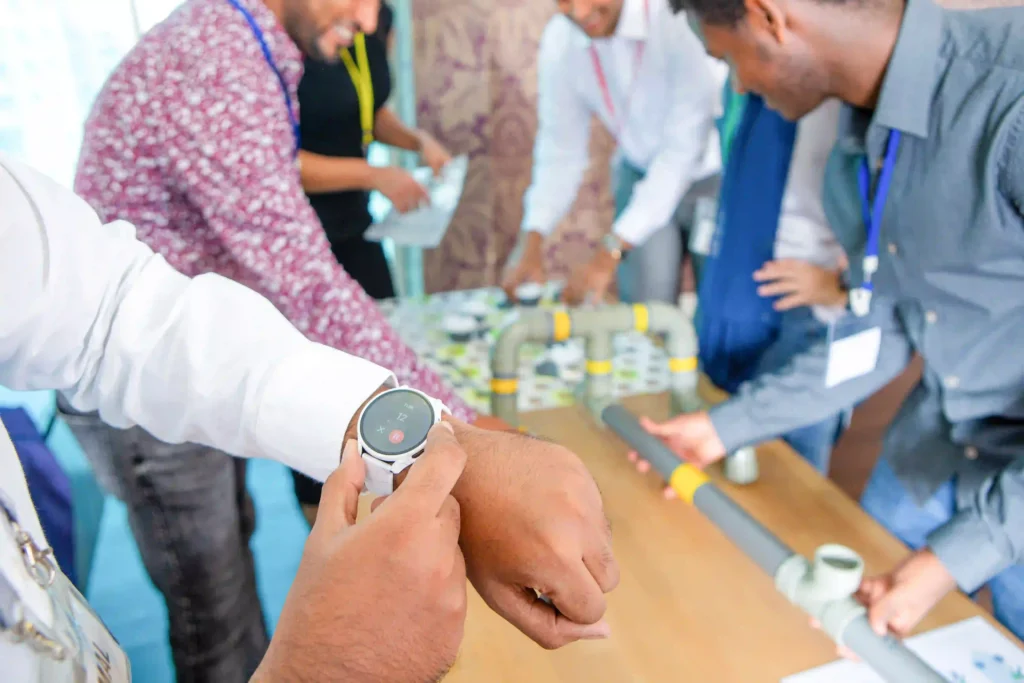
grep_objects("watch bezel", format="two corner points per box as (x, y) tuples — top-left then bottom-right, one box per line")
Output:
(357, 387), (438, 464)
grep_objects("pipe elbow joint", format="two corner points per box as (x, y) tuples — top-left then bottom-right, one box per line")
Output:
(775, 544), (866, 645)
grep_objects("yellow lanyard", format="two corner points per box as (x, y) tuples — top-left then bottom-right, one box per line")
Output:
(339, 33), (374, 151)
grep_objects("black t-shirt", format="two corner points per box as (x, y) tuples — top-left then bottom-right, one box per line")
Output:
(299, 29), (392, 243)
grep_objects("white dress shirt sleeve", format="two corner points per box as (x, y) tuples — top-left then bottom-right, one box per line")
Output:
(521, 17), (594, 237)
(612, 16), (722, 246)
(0, 154), (395, 483)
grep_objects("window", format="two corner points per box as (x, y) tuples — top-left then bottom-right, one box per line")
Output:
(0, 0), (183, 187)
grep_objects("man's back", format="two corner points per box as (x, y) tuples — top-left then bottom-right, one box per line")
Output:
(75, 0), (306, 289)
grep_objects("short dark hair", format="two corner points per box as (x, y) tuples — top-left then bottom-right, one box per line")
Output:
(669, 0), (747, 25)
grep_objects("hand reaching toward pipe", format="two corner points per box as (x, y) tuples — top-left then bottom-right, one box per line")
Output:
(810, 549), (958, 660)
(626, 412), (727, 497)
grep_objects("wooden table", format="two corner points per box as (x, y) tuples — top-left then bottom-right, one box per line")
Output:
(443, 392), (1008, 682)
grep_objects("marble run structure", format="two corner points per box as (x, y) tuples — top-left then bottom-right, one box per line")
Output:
(491, 302), (946, 682)
(489, 302), (759, 485)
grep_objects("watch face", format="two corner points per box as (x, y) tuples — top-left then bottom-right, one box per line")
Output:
(360, 390), (436, 458)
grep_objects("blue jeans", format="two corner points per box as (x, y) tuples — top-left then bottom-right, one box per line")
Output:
(753, 308), (848, 473)
(861, 458), (1024, 641)
(59, 403), (268, 683)
(611, 159), (718, 303)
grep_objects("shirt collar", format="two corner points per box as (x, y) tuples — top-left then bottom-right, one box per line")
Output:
(870, 0), (945, 139)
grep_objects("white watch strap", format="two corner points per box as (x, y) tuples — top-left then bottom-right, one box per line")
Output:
(362, 453), (395, 496)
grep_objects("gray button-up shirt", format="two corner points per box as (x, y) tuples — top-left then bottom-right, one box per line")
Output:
(710, 0), (1024, 593)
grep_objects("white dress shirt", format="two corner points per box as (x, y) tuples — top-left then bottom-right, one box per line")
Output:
(0, 153), (396, 484)
(773, 99), (847, 322)
(522, 0), (726, 247)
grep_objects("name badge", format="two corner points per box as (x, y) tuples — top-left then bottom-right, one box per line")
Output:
(825, 315), (881, 388)
(688, 197), (717, 257)
(66, 579), (131, 683)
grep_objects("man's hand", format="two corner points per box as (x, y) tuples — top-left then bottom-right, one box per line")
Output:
(371, 166), (430, 213)
(502, 232), (547, 300)
(856, 549), (957, 639)
(448, 422), (618, 649)
(417, 130), (453, 176)
(625, 413), (727, 499)
(563, 248), (619, 306)
(753, 259), (847, 310)
(255, 426), (468, 683)
(811, 549), (958, 661)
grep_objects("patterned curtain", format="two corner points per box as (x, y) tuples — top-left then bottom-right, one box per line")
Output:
(413, 0), (616, 293)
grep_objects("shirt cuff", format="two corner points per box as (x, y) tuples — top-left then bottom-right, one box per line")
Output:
(252, 342), (396, 483)
(927, 511), (1014, 595)
(612, 206), (658, 247)
(708, 399), (771, 454)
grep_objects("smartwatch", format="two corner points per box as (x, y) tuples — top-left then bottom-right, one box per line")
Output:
(356, 387), (451, 495)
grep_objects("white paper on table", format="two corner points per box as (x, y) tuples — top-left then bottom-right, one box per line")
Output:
(364, 155), (468, 248)
(781, 617), (1024, 683)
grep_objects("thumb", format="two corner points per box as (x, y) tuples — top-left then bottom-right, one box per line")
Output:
(484, 582), (611, 651)
(391, 422), (467, 514)
(316, 440), (366, 534)
(639, 415), (693, 439)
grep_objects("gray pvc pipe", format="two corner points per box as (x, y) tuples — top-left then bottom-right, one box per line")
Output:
(601, 404), (945, 683)
(692, 485), (793, 576)
(602, 404), (686, 481)
(603, 404), (790, 575)
(841, 619), (946, 682)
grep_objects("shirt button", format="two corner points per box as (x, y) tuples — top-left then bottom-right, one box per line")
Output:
(888, 243), (898, 256)
(964, 446), (980, 460)
(925, 310), (938, 324)
(945, 376), (960, 389)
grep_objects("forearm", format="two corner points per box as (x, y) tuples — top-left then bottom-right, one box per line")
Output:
(926, 460), (1024, 594)
(299, 151), (378, 194)
(710, 299), (912, 451)
(373, 107), (422, 153)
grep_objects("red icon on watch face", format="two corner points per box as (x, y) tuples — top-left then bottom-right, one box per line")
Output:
(388, 429), (405, 445)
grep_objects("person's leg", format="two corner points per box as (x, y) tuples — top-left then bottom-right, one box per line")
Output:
(613, 160), (684, 304)
(673, 173), (721, 290)
(751, 308), (845, 473)
(331, 234), (396, 300)
(619, 225), (683, 304)
(61, 411), (269, 683)
(859, 457), (956, 550)
(988, 564), (1024, 642)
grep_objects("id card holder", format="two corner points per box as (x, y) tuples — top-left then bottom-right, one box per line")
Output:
(688, 197), (718, 257)
(825, 314), (882, 389)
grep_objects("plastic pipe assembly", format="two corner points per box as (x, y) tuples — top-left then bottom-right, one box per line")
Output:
(490, 302), (759, 485)
(602, 405), (946, 683)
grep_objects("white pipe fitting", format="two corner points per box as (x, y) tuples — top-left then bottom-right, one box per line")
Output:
(775, 544), (867, 646)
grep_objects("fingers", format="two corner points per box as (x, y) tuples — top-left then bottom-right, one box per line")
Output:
(638, 415), (686, 438)
(582, 517), (620, 594)
(545, 562), (609, 627)
(487, 582), (611, 650)
(756, 280), (799, 298)
(316, 440), (367, 534)
(773, 293), (807, 311)
(392, 422), (467, 514)
(754, 259), (802, 282)
(369, 494), (390, 513)
(857, 577), (893, 637)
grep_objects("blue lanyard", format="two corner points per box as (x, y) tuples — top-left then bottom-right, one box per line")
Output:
(850, 129), (901, 316)
(226, 0), (300, 158)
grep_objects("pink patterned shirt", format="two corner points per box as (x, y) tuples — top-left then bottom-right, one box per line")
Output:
(75, 0), (475, 422)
